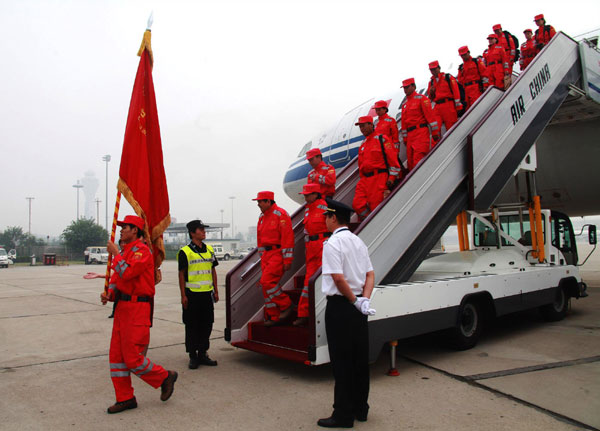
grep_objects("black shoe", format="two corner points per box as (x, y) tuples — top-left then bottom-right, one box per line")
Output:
(108, 314), (114, 318)
(160, 370), (178, 401)
(198, 353), (217, 366)
(354, 412), (367, 422)
(317, 416), (353, 428)
(107, 397), (137, 414)
(188, 356), (199, 369)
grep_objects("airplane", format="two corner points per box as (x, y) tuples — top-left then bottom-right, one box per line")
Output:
(282, 33), (600, 218)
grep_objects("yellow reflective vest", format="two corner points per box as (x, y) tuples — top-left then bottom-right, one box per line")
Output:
(180, 244), (215, 292)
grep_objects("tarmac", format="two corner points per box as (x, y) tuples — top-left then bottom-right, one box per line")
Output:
(1, 245), (599, 431)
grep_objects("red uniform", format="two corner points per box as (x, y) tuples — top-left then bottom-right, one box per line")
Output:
(108, 239), (168, 402)
(257, 204), (293, 321)
(352, 132), (401, 219)
(400, 92), (440, 171)
(519, 38), (537, 70)
(457, 57), (489, 109)
(496, 32), (516, 73)
(427, 72), (463, 131)
(535, 25), (556, 50)
(298, 198), (329, 318)
(307, 161), (336, 198)
(483, 45), (510, 89)
(375, 113), (400, 153)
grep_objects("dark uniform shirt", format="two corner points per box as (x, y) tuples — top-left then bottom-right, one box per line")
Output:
(177, 242), (219, 282)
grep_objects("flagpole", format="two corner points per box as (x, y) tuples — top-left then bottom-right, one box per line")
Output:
(104, 191), (122, 293)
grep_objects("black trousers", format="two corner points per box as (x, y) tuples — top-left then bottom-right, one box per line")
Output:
(325, 295), (370, 421)
(182, 290), (214, 355)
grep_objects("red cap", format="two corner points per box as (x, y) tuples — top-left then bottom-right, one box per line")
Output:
(492, 24), (502, 31)
(402, 77), (415, 87)
(428, 60), (440, 69)
(117, 215), (145, 230)
(458, 45), (469, 55)
(524, 28), (533, 34)
(373, 100), (388, 109)
(306, 148), (322, 160)
(487, 34), (498, 40)
(534, 14), (544, 21)
(299, 183), (321, 195)
(252, 191), (275, 201)
(355, 115), (373, 125)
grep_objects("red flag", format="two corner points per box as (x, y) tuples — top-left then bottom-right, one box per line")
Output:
(118, 30), (170, 274)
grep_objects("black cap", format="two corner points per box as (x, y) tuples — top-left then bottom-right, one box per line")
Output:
(323, 197), (353, 219)
(186, 220), (210, 232)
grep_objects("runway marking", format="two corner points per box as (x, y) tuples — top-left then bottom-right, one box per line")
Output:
(463, 355), (600, 381)
(403, 355), (599, 431)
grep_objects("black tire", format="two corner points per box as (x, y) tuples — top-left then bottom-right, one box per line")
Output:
(224, 254), (230, 261)
(540, 287), (569, 322)
(449, 301), (483, 350)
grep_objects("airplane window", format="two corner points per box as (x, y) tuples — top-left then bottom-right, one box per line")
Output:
(297, 141), (312, 158)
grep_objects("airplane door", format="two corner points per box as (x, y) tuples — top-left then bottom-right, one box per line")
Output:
(328, 106), (362, 163)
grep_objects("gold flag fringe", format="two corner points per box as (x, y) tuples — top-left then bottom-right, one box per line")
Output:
(137, 30), (154, 66)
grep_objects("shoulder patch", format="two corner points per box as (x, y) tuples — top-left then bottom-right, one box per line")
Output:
(384, 118), (393, 122)
(273, 210), (281, 216)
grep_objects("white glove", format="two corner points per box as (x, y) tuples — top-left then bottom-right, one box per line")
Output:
(354, 297), (376, 316)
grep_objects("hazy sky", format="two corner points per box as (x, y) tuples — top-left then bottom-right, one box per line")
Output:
(1, 0), (599, 238)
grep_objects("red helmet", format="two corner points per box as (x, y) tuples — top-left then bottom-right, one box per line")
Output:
(492, 24), (502, 31)
(355, 115), (373, 126)
(428, 60), (440, 69)
(299, 183), (321, 195)
(458, 46), (469, 55)
(373, 100), (388, 109)
(306, 148), (322, 160)
(252, 191), (275, 201)
(402, 77), (415, 87)
(534, 14), (544, 21)
(117, 215), (145, 230)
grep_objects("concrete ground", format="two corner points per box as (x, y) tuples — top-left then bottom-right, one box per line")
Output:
(1, 249), (598, 431)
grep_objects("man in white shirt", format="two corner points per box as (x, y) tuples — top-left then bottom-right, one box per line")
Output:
(317, 198), (376, 429)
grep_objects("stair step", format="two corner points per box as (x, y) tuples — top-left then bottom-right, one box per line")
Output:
(232, 340), (308, 364)
(249, 321), (310, 351)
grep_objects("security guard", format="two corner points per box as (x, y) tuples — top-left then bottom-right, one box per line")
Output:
(294, 183), (330, 327)
(101, 215), (177, 414)
(254, 191), (294, 326)
(178, 220), (219, 369)
(306, 148), (336, 198)
(352, 115), (401, 221)
(317, 198), (375, 428)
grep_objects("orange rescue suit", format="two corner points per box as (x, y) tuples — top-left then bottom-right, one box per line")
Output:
(400, 92), (440, 171)
(427, 72), (463, 131)
(352, 132), (401, 219)
(298, 198), (329, 318)
(108, 239), (168, 402)
(307, 161), (336, 198)
(483, 44), (509, 89)
(375, 113), (400, 153)
(535, 25), (556, 50)
(519, 39), (537, 71)
(497, 32), (516, 72)
(458, 57), (489, 109)
(257, 204), (293, 321)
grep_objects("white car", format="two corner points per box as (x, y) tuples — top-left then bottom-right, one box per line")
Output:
(86, 246), (108, 264)
(0, 248), (9, 268)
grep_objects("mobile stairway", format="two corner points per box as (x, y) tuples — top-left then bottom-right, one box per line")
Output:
(225, 32), (599, 365)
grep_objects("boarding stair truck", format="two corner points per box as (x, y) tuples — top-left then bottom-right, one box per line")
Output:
(225, 32), (600, 365)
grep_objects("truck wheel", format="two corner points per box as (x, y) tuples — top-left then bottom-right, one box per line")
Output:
(540, 287), (568, 322)
(449, 302), (482, 350)
(224, 254), (230, 261)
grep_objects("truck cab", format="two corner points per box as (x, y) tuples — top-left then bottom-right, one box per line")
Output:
(85, 246), (108, 264)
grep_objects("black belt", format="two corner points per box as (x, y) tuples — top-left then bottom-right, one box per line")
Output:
(464, 80), (481, 87)
(306, 232), (332, 242)
(362, 168), (387, 178)
(119, 293), (151, 303)
(487, 61), (499, 65)
(435, 97), (453, 104)
(406, 123), (428, 132)
(261, 245), (280, 251)
(326, 294), (362, 301)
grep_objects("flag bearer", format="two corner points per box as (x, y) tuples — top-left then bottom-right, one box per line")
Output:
(254, 191), (294, 326)
(178, 220), (219, 369)
(294, 183), (330, 327)
(101, 215), (177, 414)
(306, 148), (336, 198)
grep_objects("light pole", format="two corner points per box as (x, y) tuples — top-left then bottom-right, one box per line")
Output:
(73, 180), (83, 220)
(229, 196), (235, 238)
(26, 197), (34, 234)
(102, 154), (111, 232)
(220, 209), (224, 240)
(95, 198), (101, 225)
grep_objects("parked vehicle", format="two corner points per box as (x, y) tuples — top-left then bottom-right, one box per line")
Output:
(211, 243), (232, 261)
(85, 246), (108, 264)
(0, 248), (9, 268)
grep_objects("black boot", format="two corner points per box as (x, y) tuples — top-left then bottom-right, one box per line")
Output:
(188, 352), (199, 369)
(197, 351), (217, 366)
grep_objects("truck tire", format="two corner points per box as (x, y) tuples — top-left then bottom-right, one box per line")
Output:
(540, 287), (568, 322)
(449, 301), (482, 350)
(224, 254), (230, 261)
